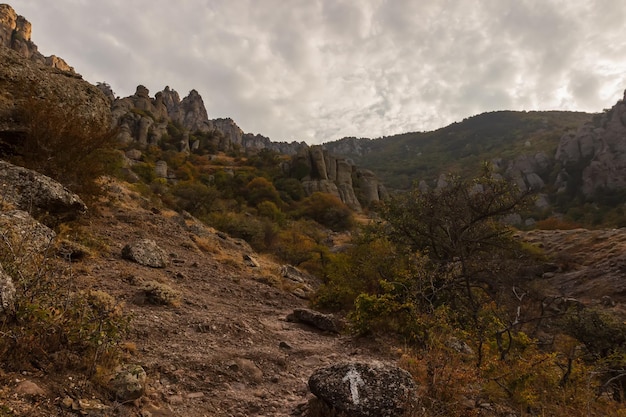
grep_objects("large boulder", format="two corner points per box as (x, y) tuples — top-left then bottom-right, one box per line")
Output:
(0, 161), (87, 224)
(308, 361), (416, 417)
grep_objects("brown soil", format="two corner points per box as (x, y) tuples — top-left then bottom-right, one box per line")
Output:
(0, 180), (398, 417)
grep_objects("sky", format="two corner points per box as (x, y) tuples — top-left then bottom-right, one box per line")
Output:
(15, 1), (626, 145)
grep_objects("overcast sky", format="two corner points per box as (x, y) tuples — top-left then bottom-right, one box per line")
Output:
(15, 1), (626, 144)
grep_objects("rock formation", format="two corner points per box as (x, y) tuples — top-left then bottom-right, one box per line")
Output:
(110, 86), (306, 155)
(0, 46), (110, 151)
(0, 4), (72, 72)
(291, 145), (388, 211)
(555, 90), (626, 196)
(0, 160), (87, 224)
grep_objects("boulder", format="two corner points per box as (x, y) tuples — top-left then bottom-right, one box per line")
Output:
(122, 239), (168, 268)
(0, 210), (56, 253)
(0, 161), (87, 224)
(308, 361), (416, 417)
(286, 308), (339, 333)
(110, 365), (147, 401)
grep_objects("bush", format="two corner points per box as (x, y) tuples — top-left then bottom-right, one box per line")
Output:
(10, 95), (121, 201)
(299, 192), (354, 231)
(0, 228), (128, 376)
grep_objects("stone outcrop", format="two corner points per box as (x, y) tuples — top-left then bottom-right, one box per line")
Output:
(110, 87), (305, 155)
(0, 210), (56, 253)
(555, 90), (626, 196)
(0, 46), (110, 148)
(504, 152), (551, 191)
(0, 160), (87, 224)
(0, 4), (72, 72)
(291, 146), (387, 211)
(308, 361), (416, 417)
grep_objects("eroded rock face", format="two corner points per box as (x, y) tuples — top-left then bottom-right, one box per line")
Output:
(555, 90), (626, 196)
(0, 4), (72, 71)
(308, 361), (416, 417)
(122, 239), (168, 268)
(0, 161), (87, 224)
(0, 46), (110, 143)
(292, 146), (388, 211)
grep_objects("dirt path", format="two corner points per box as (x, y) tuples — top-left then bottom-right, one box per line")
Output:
(74, 186), (393, 417)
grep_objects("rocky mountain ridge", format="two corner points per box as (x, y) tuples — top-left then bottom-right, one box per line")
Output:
(0, 4), (72, 72)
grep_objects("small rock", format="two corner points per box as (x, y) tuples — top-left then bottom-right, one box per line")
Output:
(287, 308), (340, 333)
(14, 380), (46, 397)
(166, 395), (184, 404)
(279, 341), (292, 349)
(110, 365), (147, 401)
(185, 392), (204, 399)
(243, 254), (260, 267)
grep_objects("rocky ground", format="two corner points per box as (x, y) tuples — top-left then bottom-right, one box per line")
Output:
(2, 179), (626, 416)
(0, 179), (400, 417)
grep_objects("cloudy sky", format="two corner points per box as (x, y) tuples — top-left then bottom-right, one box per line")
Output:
(15, 1), (626, 144)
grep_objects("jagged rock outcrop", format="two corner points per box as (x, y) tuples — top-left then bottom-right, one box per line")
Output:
(292, 146), (387, 211)
(505, 152), (551, 191)
(555, 90), (626, 196)
(111, 88), (305, 155)
(0, 160), (87, 224)
(308, 361), (416, 417)
(0, 4), (72, 72)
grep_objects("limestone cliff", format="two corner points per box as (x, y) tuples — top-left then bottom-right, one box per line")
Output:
(291, 146), (388, 211)
(0, 4), (73, 72)
(109, 86), (306, 155)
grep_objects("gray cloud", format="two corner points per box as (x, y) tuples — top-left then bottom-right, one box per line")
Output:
(15, 0), (626, 144)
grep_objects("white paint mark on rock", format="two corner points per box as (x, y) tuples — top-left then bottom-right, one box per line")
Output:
(342, 366), (365, 405)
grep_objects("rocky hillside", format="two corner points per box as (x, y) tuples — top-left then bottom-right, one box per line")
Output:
(555, 90), (626, 196)
(323, 111), (594, 191)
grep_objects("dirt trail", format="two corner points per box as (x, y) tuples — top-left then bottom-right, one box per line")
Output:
(72, 184), (394, 417)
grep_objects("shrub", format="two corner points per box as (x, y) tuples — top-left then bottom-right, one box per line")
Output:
(10, 94), (121, 201)
(299, 192), (354, 231)
(0, 228), (128, 376)
(142, 281), (181, 306)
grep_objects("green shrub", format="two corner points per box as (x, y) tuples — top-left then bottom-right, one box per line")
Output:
(299, 192), (354, 231)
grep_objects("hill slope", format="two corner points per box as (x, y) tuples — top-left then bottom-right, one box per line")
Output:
(324, 110), (593, 190)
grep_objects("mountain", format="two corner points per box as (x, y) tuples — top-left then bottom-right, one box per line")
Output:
(323, 110), (594, 190)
